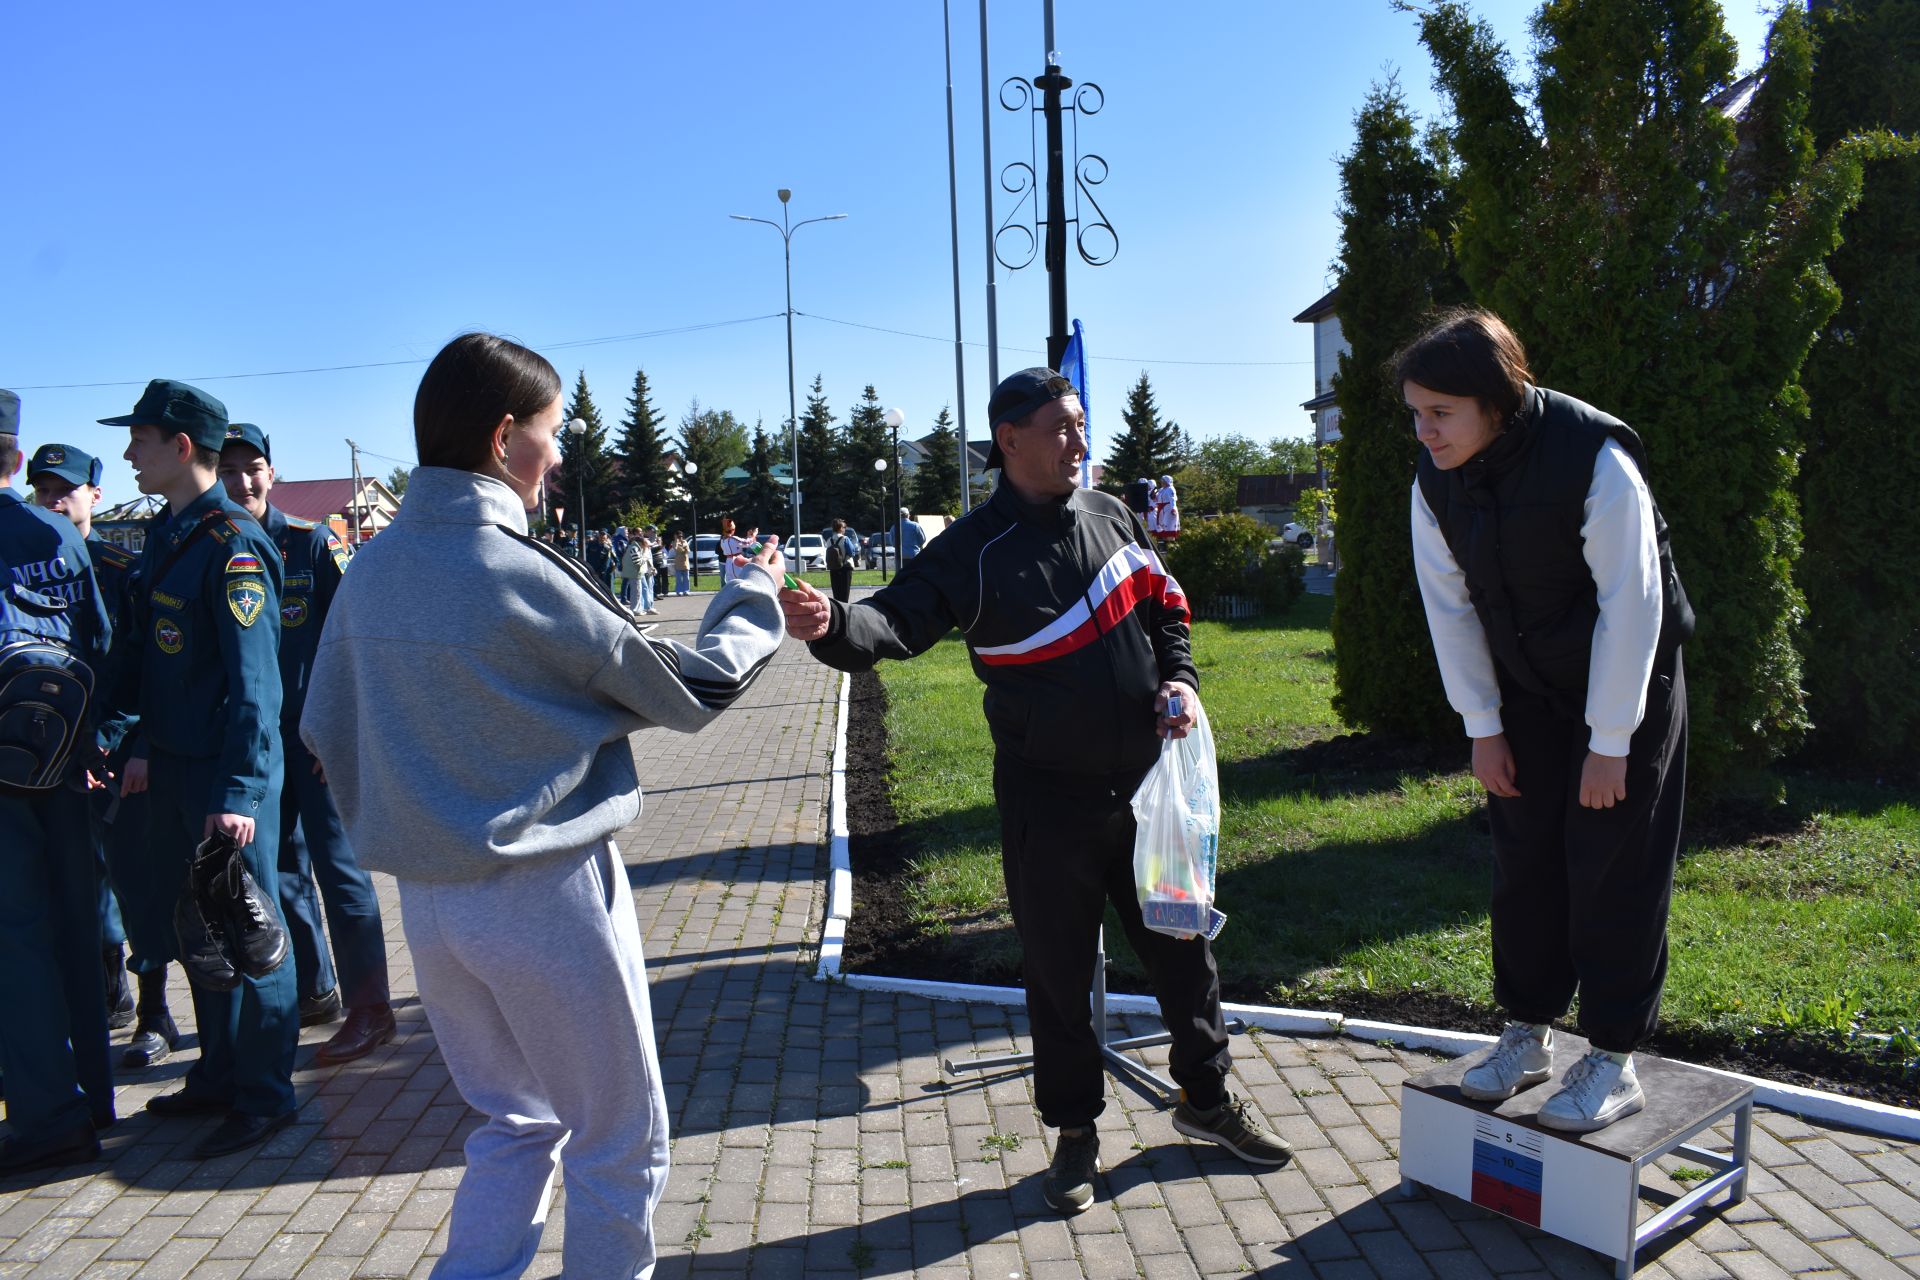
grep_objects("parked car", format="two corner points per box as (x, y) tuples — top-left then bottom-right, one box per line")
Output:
(863, 531), (896, 570)
(692, 534), (724, 575)
(1276, 521), (1315, 549)
(783, 533), (828, 570)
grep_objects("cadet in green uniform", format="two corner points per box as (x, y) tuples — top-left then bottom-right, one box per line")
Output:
(219, 424), (395, 1065)
(26, 443), (185, 1067)
(102, 379), (299, 1158)
(0, 391), (115, 1175)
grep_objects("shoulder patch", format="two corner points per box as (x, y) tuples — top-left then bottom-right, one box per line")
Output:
(328, 535), (349, 573)
(225, 552), (265, 576)
(227, 577), (268, 627)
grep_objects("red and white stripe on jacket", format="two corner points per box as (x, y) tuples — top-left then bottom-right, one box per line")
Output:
(974, 540), (1188, 666)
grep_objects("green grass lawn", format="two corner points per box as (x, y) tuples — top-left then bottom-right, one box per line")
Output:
(873, 593), (1920, 1072)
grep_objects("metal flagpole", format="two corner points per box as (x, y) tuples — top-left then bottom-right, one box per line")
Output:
(943, 0), (971, 516)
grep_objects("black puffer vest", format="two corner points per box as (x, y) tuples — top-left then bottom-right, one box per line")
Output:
(1416, 385), (1694, 718)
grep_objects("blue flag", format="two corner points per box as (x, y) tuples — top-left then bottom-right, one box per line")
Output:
(1059, 319), (1092, 488)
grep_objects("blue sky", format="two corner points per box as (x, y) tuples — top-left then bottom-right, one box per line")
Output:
(2, 1), (1776, 503)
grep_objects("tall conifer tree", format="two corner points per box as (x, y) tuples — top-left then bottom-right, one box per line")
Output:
(843, 385), (893, 531)
(1099, 373), (1184, 493)
(797, 375), (841, 529)
(612, 367), (669, 512)
(737, 420), (787, 531)
(1328, 76), (1466, 741)
(1799, 0), (1920, 764)
(557, 370), (617, 533)
(909, 406), (964, 517)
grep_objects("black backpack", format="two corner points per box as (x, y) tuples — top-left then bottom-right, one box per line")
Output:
(0, 576), (95, 795)
(826, 535), (848, 570)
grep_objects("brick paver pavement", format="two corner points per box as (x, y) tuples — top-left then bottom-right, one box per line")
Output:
(3, 586), (1916, 1278)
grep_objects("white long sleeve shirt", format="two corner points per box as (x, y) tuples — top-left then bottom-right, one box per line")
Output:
(1411, 439), (1663, 757)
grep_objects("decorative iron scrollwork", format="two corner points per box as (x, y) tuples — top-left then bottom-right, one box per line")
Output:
(994, 70), (1116, 274)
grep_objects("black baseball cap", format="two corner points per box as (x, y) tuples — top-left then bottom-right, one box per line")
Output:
(985, 367), (1078, 469)
(0, 389), (18, 438)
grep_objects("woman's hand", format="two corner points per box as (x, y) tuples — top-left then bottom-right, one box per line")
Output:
(1472, 733), (1521, 799)
(1578, 752), (1628, 809)
(121, 756), (150, 797)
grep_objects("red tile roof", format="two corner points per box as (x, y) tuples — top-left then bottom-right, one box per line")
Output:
(269, 479), (360, 523)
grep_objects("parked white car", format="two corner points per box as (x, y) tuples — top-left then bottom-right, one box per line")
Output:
(782, 533), (828, 570)
(1278, 521), (1314, 548)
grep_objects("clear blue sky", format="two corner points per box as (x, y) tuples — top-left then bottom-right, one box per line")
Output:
(2, 1), (1777, 503)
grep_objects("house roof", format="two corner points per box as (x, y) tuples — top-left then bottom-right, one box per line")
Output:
(271, 478), (398, 525)
(1301, 390), (1338, 411)
(1291, 285), (1341, 325)
(1237, 472), (1314, 507)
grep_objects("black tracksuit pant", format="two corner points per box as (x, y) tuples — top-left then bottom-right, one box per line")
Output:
(1488, 648), (1688, 1053)
(995, 756), (1231, 1128)
(829, 563), (853, 603)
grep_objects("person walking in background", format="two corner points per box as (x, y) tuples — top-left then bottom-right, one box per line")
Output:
(826, 517), (856, 603)
(894, 506), (926, 562)
(672, 533), (690, 595)
(218, 424), (396, 1066)
(585, 529), (614, 595)
(718, 517), (746, 585)
(611, 525), (631, 604)
(651, 525), (670, 602)
(1404, 307), (1692, 1133)
(303, 333), (786, 1280)
(621, 528), (648, 613)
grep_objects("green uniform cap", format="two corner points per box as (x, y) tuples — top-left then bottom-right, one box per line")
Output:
(98, 378), (231, 452)
(221, 422), (272, 463)
(27, 443), (104, 488)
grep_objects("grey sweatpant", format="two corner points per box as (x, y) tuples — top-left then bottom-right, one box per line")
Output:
(400, 840), (669, 1280)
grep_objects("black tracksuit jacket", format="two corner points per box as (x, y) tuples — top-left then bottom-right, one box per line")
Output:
(808, 482), (1197, 778)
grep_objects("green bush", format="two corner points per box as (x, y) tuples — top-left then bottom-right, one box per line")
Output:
(1163, 515), (1302, 615)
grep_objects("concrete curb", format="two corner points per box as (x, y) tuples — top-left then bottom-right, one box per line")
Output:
(809, 667), (1920, 1140)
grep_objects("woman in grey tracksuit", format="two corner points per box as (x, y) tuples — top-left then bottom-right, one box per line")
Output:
(302, 333), (785, 1280)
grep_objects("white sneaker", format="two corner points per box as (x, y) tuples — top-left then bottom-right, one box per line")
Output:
(1459, 1023), (1554, 1101)
(1537, 1050), (1645, 1132)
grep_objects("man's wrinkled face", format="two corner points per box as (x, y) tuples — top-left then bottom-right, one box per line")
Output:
(218, 445), (275, 518)
(997, 394), (1086, 499)
(31, 473), (100, 533)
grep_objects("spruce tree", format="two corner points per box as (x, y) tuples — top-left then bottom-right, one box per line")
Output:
(1800, 0), (1920, 764)
(797, 375), (841, 529)
(843, 385), (894, 531)
(1328, 75), (1466, 742)
(737, 420), (788, 532)
(1416, 0), (1901, 783)
(909, 406), (964, 517)
(675, 399), (749, 527)
(611, 367), (669, 513)
(557, 370), (617, 532)
(1099, 373), (1184, 493)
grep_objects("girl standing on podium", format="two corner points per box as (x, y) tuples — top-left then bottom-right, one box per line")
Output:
(1402, 308), (1693, 1133)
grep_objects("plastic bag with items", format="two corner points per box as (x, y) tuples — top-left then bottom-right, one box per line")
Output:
(1130, 695), (1227, 941)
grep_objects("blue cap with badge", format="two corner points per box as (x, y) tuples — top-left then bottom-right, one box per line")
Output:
(221, 422), (272, 463)
(26, 443), (105, 488)
(98, 378), (231, 451)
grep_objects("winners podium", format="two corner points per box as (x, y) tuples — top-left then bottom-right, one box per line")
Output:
(1400, 1033), (1753, 1278)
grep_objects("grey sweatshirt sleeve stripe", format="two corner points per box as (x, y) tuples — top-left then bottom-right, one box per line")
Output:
(646, 638), (775, 711)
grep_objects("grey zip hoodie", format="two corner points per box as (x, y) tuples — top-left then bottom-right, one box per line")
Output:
(301, 466), (783, 882)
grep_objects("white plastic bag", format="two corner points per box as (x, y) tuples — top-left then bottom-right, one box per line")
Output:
(1130, 699), (1227, 941)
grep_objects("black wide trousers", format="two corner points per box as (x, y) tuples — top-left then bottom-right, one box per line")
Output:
(1488, 648), (1689, 1053)
(994, 756), (1231, 1128)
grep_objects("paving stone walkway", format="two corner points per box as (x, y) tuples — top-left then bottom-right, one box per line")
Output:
(2, 586), (1916, 1278)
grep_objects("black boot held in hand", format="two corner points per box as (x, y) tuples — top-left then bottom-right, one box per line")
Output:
(175, 891), (240, 991)
(189, 832), (289, 981)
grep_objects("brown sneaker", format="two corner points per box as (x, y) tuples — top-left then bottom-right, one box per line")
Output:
(313, 1004), (397, 1066)
(1171, 1092), (1294, 1166)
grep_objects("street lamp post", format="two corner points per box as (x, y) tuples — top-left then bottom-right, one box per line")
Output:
(670, 459), (700, 588)
(567, 417), (588, 558)
(871, 456), (890, 582)
(883, 406), (907, 573)
(730, 192), (847, 550)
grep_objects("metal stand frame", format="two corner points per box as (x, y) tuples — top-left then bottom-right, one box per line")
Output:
(1610, 1097), (1753, 1278)
(940, 925), (1246, 1103)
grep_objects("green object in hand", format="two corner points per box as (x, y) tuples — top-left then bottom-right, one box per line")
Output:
(783, 573), (803, 590)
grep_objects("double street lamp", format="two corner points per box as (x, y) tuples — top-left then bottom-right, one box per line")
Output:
(883, 406), (907, 579)
(730, 191), (847, 549)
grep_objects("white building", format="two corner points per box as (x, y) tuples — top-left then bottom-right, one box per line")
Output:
(1292, 286), (1348, 463)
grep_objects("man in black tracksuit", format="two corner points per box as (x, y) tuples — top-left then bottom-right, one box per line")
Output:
(778, 368), (1290, 1216)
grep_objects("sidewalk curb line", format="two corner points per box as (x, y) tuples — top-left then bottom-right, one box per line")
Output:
(816, 671), (852, 980)
(810, 670), (1920, 1139)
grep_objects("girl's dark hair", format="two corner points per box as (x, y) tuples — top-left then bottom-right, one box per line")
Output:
(1391, 307), (1533, 423)
(413, 333), (562, 472)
